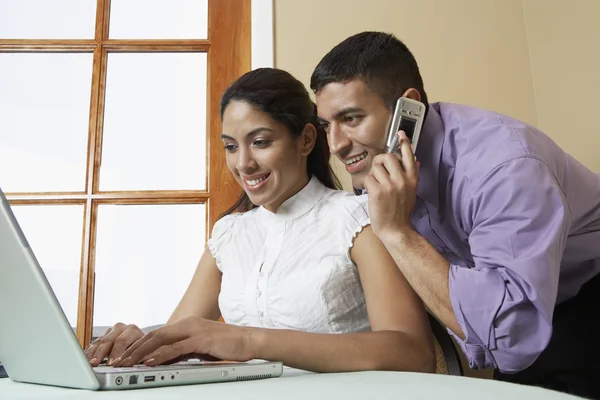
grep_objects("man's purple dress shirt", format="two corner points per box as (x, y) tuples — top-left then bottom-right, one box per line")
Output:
(413, 102), (600, 373)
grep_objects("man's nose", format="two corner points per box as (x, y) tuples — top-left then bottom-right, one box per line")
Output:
(328, 123), (352, 155)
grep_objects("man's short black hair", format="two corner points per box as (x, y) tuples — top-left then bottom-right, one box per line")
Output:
(310, 31), (428, 109)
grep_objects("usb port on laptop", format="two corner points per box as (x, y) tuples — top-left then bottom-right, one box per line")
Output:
(144, 375), (156, 382)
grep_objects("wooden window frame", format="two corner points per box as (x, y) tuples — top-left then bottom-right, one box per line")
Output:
(0, 0), (249, 347)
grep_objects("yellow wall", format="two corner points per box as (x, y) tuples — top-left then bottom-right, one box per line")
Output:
(274, 0), (538, 192)
(273, 0), (599, 378)
(522, 0), (600, 173)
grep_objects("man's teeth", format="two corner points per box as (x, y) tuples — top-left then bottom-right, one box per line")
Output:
(345, 152), (368, 165)
(246, 175), (268, 186)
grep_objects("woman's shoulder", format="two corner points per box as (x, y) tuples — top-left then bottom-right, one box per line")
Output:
(211, 208), (260, 238)
(306, 188), (370, 249)
(320, 186), (367, 207)
(207, 209), (261, 271)
(211, 213), (238, 236)
(318, 188), (369, 221)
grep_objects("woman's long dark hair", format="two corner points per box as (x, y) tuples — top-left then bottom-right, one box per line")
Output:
(218, 68), (341, 218)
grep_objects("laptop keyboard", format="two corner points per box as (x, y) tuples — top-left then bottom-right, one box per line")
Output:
(94, 364), (156, 372)
(94, 364), (200, 373)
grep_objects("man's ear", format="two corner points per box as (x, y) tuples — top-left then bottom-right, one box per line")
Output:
(401, 88), (422, 102)
(300, 123), (317, 156)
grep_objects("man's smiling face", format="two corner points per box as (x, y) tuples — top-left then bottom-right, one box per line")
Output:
(315, 79), (392, 190)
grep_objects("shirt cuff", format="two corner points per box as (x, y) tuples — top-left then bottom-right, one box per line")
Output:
(448, 263), (499, 370)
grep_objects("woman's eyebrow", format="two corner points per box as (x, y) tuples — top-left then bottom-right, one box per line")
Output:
(221, 127), (274, 140)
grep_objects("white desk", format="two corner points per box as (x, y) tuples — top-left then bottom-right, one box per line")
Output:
(0, 367), (583, 399)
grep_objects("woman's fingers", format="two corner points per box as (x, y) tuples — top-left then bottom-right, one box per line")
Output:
(85, 323), (127, 366)
(107, 325), (144, 365)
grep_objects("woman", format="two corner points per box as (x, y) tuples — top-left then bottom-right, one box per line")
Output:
(85, 68), (435, 373)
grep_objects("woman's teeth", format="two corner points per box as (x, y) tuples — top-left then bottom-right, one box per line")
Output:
(246, 175), (268, 186)
(345, 152), (368, 165)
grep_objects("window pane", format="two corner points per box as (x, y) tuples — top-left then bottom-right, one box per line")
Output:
(93, 204), (206, 327)
(0, 0), (96, 39)
(0, 53), (92, 193)
(109, 0), (207, 39)
(100, 52), (207, 191)
(10, 205), (84, 327)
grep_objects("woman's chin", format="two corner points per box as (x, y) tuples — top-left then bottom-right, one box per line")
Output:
(246, 193), (268, 206)
(249, 195), (280, 212)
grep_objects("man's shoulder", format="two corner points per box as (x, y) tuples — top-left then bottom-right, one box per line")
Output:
(436, 102), (536, 140)
(435, 101), (506, 119)
(435, 102), (563, 184)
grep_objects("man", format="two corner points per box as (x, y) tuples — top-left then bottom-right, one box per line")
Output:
(312, 31), (600, 398)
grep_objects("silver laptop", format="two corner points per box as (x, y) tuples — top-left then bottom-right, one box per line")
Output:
(0, 187), (283, 390)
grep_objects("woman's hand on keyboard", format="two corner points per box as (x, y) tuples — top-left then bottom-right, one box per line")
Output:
(84, 323), (144, 367)
(111, 317), (254, 367)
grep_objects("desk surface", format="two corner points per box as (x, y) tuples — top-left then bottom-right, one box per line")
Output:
(0, 367), (583, 399)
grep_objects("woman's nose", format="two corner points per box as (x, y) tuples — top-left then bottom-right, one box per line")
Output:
(236, 148), (258, 172)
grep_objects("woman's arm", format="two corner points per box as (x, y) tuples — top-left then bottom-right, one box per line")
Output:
(85, 247), (221, 366)
(168, 247), (222, 324)
(116, 227), (436, 373)
(250, 225), (436, 372)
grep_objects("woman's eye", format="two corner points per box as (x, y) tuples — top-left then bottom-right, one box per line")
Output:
(253, 139), (270, 147)
(224, 144), (237, 152)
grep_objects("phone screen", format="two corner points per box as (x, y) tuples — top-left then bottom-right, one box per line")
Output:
(399, 117), (417, 142)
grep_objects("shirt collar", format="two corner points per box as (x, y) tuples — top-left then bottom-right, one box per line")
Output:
(414, 103), (445, 209)
(256, 175), (327, 223)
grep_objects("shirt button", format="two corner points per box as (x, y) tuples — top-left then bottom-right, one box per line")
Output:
(416, 212), (424, 219)
(256, 290), (262, 298)
(258, 311), (264, 318)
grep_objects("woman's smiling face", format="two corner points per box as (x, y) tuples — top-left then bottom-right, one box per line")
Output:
(221, 100), (312, 213)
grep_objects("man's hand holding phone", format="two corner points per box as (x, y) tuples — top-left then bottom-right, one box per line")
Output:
(365, 130), (420, 243)
(365, 96), (424, 241)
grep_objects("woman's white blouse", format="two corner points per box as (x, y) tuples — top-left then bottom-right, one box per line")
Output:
(208, 176), (372, 333)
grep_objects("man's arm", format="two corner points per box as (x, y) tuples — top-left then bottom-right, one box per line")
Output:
(364, 132), (463, 338)
(365, 135), (571, 372)
(438, 157), (571, 372)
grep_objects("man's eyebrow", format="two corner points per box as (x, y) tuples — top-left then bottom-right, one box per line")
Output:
(317, 107), (365, 124)
(221, 127), (273, 140)
(332, 107), (365, 120)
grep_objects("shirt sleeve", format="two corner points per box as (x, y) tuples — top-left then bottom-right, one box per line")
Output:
(207, 214), (237, 272)
(340, 193), (371, 250)
(449, 157), (572, 373)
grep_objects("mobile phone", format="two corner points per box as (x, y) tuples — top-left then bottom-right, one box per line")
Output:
(384, 97), (425, 153)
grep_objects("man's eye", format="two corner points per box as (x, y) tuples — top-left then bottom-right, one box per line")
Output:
(344, 115), (361, 124)
(319, 122), (330, 133)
